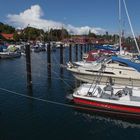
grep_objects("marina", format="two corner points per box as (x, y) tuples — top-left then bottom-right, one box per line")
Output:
(0, 48), (140, 140)
(1, 0), (140, 139)
(1, 37), (140, 138)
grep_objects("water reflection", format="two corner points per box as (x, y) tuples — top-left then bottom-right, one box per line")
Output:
(47, 65), (51, 80)
(60, 67), (64, 77)
(27, 86), (33, 96)
(74, 110), (140, 129)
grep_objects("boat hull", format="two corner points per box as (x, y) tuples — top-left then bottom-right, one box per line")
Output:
(73, 72), (140, 87)
(0, 52), (21, 59)
(73, 97), (140, 119)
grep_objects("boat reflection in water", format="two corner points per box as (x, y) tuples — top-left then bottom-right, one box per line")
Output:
(74, 109), (140, 128)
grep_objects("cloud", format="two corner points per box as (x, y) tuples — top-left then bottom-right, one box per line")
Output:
(7, 4), (105, 35)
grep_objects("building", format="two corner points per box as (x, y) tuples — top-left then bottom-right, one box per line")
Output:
(63, 36), (111, 45)
(0, 33), (14, 40)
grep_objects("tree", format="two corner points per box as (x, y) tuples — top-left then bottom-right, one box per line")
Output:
(88, 30), (97, 38)
(13, 32), (20, 42)
(0, 22), (15, 33)
(22, 27), (45, 41)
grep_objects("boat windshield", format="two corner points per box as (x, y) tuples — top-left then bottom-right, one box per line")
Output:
(96, 56), (111, 63)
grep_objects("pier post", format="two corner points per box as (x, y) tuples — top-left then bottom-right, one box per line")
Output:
(90, 43), (92, 51)
(47, 42), (51, 78)
(47, 42), (51, 65)
(69, 44), (72, 62)
(25, 44), (32, 88)
(84, 44), (87, 53)
(87, 44), (90, 52)
(75, 44), (78, 61)
(80, 44), (83, 60)
(60, 44), (64, 75)
(60, 44), (64, 65)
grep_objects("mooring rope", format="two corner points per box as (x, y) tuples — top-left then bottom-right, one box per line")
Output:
(1, 86), (140, 117)
(0, 87), (74, 108)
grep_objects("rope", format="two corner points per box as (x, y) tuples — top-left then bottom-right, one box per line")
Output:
(0, 86), (140, 117)
(0, 87), (74, 108)
(13, 52), (75, 87)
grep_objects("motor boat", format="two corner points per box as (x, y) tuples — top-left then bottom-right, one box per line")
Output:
(67, 56), (140, 87)
(0, 51), (21, 59)
(72, 78), (140, 119)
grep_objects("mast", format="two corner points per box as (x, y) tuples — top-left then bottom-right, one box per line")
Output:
(123, 0), (140, 55)
(119, 0), (122, 54)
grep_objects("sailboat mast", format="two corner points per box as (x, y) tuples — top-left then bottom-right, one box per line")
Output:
(123, 0), (140, 55)
(119, 0), (122, 54)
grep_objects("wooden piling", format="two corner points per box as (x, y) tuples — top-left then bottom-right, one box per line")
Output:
(75, 44), (78, 61)
(47, 42), (51, 65)
(60, 44), (63, 64)
(84, 44), (86, 53)
(90, 44), (92, 51)
(69, 44), (72, 62)
(25, 44), (32, 88)
(80, 44), (83, 60)
(87, 44), (90, 52)
(47, 42), (51, 78)
(86, 44), (88, 52)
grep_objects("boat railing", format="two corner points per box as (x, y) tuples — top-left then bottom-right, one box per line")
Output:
(87, 63), (106, 96)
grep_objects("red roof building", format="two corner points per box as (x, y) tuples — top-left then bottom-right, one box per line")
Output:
(1, 33), (14, 40)
(63, 36), (111, 45)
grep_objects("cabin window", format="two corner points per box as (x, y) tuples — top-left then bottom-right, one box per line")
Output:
(86, 70), (115, 75)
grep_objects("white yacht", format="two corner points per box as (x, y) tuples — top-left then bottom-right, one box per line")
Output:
(67, 56), (140, 87)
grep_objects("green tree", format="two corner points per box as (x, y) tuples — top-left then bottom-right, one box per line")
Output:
(13, 32), (20, 41)
(88, 30), (97, 38)
(0, 22), (15, 33)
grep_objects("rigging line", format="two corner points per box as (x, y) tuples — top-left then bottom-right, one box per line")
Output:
(24, 70), (75, 82)
(50, 52), (76, 88)
(31, 56), (64, 67)
(24, 55), (71, 79)
(123, 0), (140, 55)
(51, 50), (64, 67)
(4, 59), (74, 82)
(0, 68), (74, 88)
(51, 69), (74, 89)
(25, 50), (66, 67)
(13, 51), (74, 88)
(45, 52), (74, 88)
(0, 87), (74, 108)
(11, 66), (75, 84)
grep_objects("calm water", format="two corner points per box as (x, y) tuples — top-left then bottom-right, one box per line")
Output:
(0, 48), (140, 140)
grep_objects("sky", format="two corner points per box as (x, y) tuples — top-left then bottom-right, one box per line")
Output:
(0, 0), (140, 35)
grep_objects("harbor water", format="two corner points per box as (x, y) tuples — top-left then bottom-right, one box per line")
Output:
(0, 48), (140, 140)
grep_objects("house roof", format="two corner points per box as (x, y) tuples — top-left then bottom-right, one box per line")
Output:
(1, 33), (14, 40)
